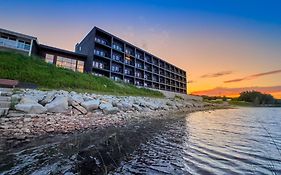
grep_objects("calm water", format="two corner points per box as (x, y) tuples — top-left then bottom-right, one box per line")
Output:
(113, 108), (281, 175)
(1, 107), (281, 174)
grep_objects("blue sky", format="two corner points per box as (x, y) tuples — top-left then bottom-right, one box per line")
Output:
(1, 0), (281, 97)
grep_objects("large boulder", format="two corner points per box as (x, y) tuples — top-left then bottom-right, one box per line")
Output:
(45, 96), (68, 113)
(15, 103), (47, 114)
(103, 107), (119, 114)
(19, 96), (38, 104)
(99, 102), (113, 110)
(68, 94), (84, 104)
(81, 99), (100, 111)
(40, 91), (56, 105)
(99, 102), (119, 114)
(116, 102), (133, 111)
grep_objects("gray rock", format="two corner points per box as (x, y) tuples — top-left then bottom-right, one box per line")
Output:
(40, 91), (56, 105)
(71, 101), (87, 114)
(81, 99), (100, 111)
(20, 96), (38, 104)
(68, 95), (84, 104)
(0, 108), (9, 116)
(99, 102), (113, 110)
(15, 103), (47, 114)
(119, 102), (133, 111)
(103, 106), (119, 114)
(45, 96), (68, 113)
(132, 104), (142, 111)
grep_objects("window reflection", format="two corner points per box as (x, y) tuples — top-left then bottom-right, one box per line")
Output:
(45, 54), (54, 64)
(45, 54), (84, 73)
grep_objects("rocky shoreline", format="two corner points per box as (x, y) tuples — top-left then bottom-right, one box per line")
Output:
(0, 88), (225, 142)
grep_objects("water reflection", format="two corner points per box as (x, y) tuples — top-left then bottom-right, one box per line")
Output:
(114, 108), (281, 174)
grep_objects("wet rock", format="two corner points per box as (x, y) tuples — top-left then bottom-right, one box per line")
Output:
(81, 99), (100, 111)
(45, 96), (68, 113)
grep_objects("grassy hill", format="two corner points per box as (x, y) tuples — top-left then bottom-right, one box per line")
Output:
(0, 51), (163, 97)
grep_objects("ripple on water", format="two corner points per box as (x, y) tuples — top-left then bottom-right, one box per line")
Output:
(113, 108), (281, 175)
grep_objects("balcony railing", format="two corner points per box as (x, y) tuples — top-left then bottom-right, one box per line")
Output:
(125, 49), (134, 56)
(112, 44), (123, 52)
(125, 59), (134, 66)
(112, 54), (123, 62)
(94, 49), (109, 58)
(0, 38), (30, 51)
(95, 37), (109, 46)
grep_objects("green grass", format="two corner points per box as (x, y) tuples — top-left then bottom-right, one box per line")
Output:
(0, 51), (163, 98)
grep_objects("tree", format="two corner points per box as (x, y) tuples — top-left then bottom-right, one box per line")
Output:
(238, 91), (276, 105)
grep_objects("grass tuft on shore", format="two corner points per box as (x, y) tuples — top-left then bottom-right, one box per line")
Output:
(0, 51), (163, 98)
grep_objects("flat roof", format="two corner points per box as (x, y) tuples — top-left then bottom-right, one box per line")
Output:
(39, 44), (87, 58)
(0, 28), (37, 40)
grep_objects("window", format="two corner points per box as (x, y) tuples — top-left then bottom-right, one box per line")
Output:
(56, 56), (77, 71)
(77, 60), (84, 72)
(45, 54), (54, 64)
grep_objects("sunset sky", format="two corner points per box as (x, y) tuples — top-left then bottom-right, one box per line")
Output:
(1, 0), (281, 98)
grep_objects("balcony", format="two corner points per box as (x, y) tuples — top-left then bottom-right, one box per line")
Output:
(112, 54), (123, 63)
(152, 76), (159, 82)
(144, 65), (152, 72)
(135, 62), (143, 69)
(135, 53), (143, 60)
(95, 37), (109, 47)
(135, 71), (143, 78)
(125, 49), (134, 56)
(124, 69), (134, 76)
(0, 38), (30, 52)
(94, 49), (110, 58)
(111, 65), (123, 74)
(112, 43), (123, 52)
(144, 56), (152, 63)
(144, 74), (152, 81)
(93, 61), (109, 71)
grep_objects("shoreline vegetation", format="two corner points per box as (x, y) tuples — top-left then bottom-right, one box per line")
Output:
(201, 91), (281, 107)
(0, 51), (163, 98)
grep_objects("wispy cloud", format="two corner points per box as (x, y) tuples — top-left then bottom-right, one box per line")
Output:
(191, 86), (281, 98)
(201, 71), (233, 78)
(224, 69), (281, 83)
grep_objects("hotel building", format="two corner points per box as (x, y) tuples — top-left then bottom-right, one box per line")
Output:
(0, 27), (187, 94)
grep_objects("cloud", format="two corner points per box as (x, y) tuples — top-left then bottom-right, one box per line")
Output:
(188, 80), (196, 83)
(224, 69), (281, 83)
(191, 86), (281, 98)
(201, 71), (233, 78)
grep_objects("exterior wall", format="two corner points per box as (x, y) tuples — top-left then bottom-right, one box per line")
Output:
(156, 89), (202, 101)
(75, 29), (96, 73)
(38, 45), (87, 73)
(0, 28), (37, 56)
(76, 27), (187, 94)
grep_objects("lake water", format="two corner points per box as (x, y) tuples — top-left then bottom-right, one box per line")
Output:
(1, 107), (281, 174)
(113, 108), (281, 175)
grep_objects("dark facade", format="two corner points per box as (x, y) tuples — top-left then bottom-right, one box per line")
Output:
(0, 27), (187, 94)
(76, 27), (187, 94)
